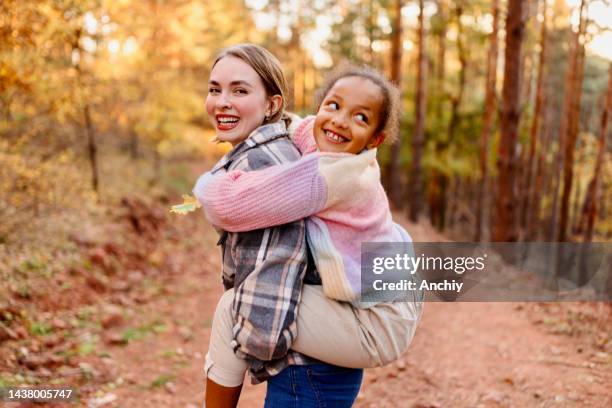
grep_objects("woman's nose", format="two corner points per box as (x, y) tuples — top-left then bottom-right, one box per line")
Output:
(216, 93), (232, 109)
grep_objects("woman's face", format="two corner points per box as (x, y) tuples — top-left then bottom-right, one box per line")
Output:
(206, 56), (270, 146)
(313, 76), (384, 154)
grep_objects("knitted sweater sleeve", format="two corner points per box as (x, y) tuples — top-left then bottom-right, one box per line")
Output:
(193, 154), (328, 232)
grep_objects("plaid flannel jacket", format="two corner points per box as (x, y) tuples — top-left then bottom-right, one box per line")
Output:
(208, 122), (320, 383)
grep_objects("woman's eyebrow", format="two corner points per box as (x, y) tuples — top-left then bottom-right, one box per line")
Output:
(208, 80), (253, 88)
(230, 80), (253, 88)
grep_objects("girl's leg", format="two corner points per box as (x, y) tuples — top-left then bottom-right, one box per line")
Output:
(205, 290), (247, 408)
(291, 284), (421, 368)
(204, 284), (421, 400)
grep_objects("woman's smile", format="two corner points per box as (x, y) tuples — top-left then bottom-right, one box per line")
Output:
(215, 114), (240, 131)
(206, 56), (270, 146)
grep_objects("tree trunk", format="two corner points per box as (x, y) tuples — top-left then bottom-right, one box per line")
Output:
(83, 104), (99, 194)
(409, 0), (427, 222)
(549, 20), (577, 242)
(531, 107), (552, 239)
(493, 0), (526, 242)
(476, 0), (500, 242)
(520, 0), (548, 241)
(447, 175), (462, 230)
(582, 63), (612, 243)
(435, 0), (448, 119)
(72, 27), (99, 195)
(431, 3), (467, 231)
(446, 3), (467, 146)
(386, 0), (404, 209)
(366, 0), (376, 66)
(130, 128), (139, 159)
(558, 0), (587, 242)
(571, 171), (582, 234)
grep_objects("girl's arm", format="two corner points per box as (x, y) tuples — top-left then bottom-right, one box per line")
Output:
(193, 154), (328, 232)
(193, 149), (377, 232)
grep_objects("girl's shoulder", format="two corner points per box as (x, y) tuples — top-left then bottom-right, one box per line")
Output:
(292, 115), (317, 154)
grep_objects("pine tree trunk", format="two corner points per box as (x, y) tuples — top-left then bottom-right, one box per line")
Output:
(446, 3), (466, 146)
(367, 0), (376, 66)
(520, 0), (548, 241)
(558, 0), (587, 242)
(432, 3), (467, 231)
(386, 0), (404, 209)
(493, 0), (526, 242)
(447, 175), (462, 230)
(582, 63), (612, 243)
(435, 0), (448, 119)
(409, 0), (427, 222)
(475, 0), (500, 242)
(531, 109), (552, 239)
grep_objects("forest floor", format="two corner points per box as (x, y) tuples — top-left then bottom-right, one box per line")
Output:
(1, 172), (611, 408)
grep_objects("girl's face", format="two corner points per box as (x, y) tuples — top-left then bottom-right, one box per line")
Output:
(314, 76), (385, 154)
(206, 56), (274, 146)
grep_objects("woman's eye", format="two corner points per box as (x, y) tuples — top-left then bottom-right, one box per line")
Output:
(355, 113), (368, 123)
(234, 89), (248, 95)
(209, 88), (220, 94)
(328, 101), (339, 110)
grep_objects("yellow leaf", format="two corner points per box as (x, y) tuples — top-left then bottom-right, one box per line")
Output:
(169, 194), (201, 215)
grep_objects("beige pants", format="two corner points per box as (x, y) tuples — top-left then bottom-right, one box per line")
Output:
(205, 285), (422, 387)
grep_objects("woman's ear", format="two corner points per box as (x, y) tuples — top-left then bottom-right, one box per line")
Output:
(366, 132), (385, 149)
(267, 95), (283, 118)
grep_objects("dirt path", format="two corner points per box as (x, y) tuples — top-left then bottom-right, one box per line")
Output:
(4, 207), (610, 408)
(79, 220), (610, 408)
(355, 302), (611, 407)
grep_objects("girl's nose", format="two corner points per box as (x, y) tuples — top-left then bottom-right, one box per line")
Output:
(331, 113), (348, 129)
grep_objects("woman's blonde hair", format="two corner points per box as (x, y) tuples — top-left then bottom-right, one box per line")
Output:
(212, 44), (288, 124)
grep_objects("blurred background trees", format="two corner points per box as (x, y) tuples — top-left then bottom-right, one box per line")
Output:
(1, 0), (611, 255)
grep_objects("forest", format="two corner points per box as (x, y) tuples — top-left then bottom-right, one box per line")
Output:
(1, 0), (611, 406)
(2, 0), (611, 252)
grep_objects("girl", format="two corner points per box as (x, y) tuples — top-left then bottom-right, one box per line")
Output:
(196, 60), (422, 407)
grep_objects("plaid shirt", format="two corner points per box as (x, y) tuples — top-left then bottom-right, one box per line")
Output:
(208, 122), (320, 383)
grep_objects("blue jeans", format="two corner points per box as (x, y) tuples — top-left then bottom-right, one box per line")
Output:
(264, 364), (363, 408)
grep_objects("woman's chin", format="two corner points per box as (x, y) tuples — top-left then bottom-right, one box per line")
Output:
(216, 132), (248, 146)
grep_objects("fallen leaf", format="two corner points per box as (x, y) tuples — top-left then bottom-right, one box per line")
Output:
(170, 195), (201, 215)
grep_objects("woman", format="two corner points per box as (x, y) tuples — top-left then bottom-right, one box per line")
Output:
(198, 44), (422, 407)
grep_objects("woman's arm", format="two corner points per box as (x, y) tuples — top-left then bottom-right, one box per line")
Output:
(193, 154), (328, 232)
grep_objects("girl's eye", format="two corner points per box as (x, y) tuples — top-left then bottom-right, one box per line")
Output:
(328, 101), (339, 110)
(355, 113), (368, 123)
(234, 88), (248, 95)
(209, 87), (220, 94)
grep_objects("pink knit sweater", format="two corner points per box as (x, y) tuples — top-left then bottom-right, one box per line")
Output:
(193, 116), (403, 303)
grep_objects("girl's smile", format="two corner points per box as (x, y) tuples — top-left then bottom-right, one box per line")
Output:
(314, 76), (384, 154)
